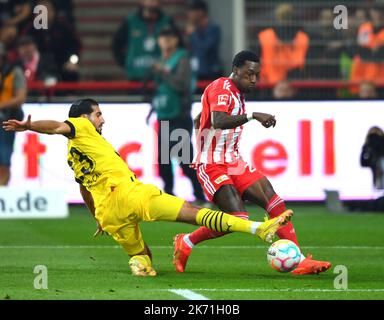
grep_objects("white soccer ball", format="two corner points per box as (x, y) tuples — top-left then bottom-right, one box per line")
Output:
(267, 239), (301, 272)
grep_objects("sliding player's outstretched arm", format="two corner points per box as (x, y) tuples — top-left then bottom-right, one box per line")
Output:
(2, 114), (71, 135)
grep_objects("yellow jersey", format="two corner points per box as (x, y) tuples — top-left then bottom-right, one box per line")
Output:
(65, 117), (137, 206)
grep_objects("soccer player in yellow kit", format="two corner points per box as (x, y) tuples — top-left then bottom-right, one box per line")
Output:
(3, 98), (293, 276)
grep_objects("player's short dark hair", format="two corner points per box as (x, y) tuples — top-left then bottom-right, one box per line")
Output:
(68, 99), (98, 118)
(232, 50), (260, 69)
(189, 0), (208, 13)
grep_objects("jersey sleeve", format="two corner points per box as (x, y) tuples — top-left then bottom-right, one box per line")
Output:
(208, 87), (232, 113)
(64, 117), (94, 139)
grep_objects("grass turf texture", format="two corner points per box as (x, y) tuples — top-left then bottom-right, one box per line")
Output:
(0, 204), (383, 300)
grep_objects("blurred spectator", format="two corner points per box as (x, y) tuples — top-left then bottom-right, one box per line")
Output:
(186, 0), (222, 80)
(22, 0), (81, 81)
(306, 8), (344, 79)
(112, 0), (174, 81)
(359, 81), (378, 99)
(16, 35), (59, 85)
(272, 80), (297, 100)
(0, 42), (27, 186)
(351, 9), (384, 85)
(50, 0), (75, 25)
(149, 27), (205, 202)
(258, 3), (309, 84)
(0, 0), (31, 48)
(361, 126), (384, 190)
(350, 126), (384, 210)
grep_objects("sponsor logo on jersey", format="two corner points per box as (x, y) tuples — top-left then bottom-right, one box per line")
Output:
(218, 94), (229, 106)
(215, 174), (230, 184)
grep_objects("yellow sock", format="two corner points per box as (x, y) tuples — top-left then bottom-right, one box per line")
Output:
(195, 208), (261, 234)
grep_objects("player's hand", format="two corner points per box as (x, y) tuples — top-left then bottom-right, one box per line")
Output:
(252, 113), (276, 128)
(93, 221), (107, 237)
(2, 114), (32, 132)
(262, 115), (276, 128)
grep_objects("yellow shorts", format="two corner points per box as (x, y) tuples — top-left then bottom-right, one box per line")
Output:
(95, 181), (185, 255)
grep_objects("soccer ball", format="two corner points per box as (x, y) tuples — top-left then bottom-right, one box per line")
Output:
(267, 239), (301, 272)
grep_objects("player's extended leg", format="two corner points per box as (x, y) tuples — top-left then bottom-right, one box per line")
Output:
(187, 185), (248, 242)
(242, 177), (299, 246)
(175, 200), (292, 241)
(147, 189), (290, 240)
(146, 191), (293, 272)
(110, 224), (157, 277)
(243, 178), (331, 275)
(173, 184), (250, 272)
(106, 185), (292, 276)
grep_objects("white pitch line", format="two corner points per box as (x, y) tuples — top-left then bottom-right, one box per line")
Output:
(194, 288), (384, 293)
(0, 245), (383, 250)
(169, 289), (210, 300)
(5, 288), (384, 294)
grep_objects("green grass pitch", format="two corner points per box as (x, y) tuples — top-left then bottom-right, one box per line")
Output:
(0, 204), (383, 300)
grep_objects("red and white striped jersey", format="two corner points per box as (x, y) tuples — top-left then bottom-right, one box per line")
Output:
(193, 77), (246, 165)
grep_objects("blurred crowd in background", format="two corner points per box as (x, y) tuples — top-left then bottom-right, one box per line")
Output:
(0, 0), (384, 101)
(1, 0), (384, 201)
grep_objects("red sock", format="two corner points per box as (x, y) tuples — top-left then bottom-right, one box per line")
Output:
(266, 195), (299, 246)
(188, 212), (249, 245)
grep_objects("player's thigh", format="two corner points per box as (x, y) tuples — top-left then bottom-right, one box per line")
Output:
(213, 184), (246, 213)
(242, 177), (277, 208)
(196, 163), (234, 202)
(148, 191), (185, 222)
(228, 160), (272, 206)
(111, 223), (145, 256)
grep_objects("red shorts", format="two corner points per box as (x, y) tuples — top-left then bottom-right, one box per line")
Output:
(196, 159), (265, 202)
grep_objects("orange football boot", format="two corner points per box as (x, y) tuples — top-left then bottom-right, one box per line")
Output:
(291, 254), (331, 275)
(173, 233), (192, 273)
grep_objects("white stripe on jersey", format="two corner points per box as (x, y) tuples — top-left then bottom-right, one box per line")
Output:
(198, 164), (216, 195)
(213, 92), (243, 163)
(199, 129), (217, 164)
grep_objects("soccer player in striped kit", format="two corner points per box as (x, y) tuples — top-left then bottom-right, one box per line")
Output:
(173, 50), (331, 275)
